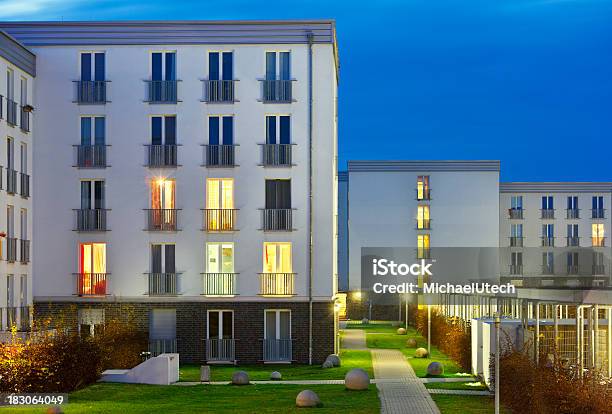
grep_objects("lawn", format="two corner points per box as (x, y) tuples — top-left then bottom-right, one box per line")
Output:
(424, 381), (488, 391)
(344, 321), (399, 333)
(430, 394), (510, 414)
(8, 383), (380, 413)
(180, 349), (374, 382)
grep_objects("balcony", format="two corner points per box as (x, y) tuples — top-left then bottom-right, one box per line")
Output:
(147, 272), (179, 296)
(566, 237), (580, 247)
(145, 209), (179, 231)
(510, 264), (523, 275)
(592, 264), (606, 275)
(6, 238), (17, 262)
(75, 209), (108, 231)
(20, 106), (30, 132)
(145, 80), (178, 104)
(203, 209), (237, 232)
(261, 79), (293, 103)
(76, 273), (108, 296)
(20, 173), (30, 198)
(206, 338), (236, 363)
(149, 339), (177, 357)
(263, 339), (292, 362)
(204, 79), (236, 103)
(592, 208), (606, 219)
(508, 208), (523, 219)
(509, 237), (523, 247)
(417, 219), (431, 231)
(146, 144), (178, 168)
(6, 168), (17, 194)
(592, 237), (606, 247)
(262, 209), (293, 231)
(75, 80), (108, 104)
(566, 209), (580, 219)
(541, 209), (555, 219)
(19, 239), (30, 264)
(541, 237), (555, 247)
(567, 265), (579, 275)
(261, 144), (293, 167)
(204, 144), (236, 167)
(259, 273), (296, 296)
(542, 265), (555, 275)
(416, 248), (431, 259)
(75, 145), (107, 168)
(6, 99), (17, 126)
(202, 272), (237, 296)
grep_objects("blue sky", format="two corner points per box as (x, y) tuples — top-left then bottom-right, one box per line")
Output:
(2, 0), (611, 181)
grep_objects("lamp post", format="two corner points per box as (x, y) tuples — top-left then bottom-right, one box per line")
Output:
(494, 312), (501, 414)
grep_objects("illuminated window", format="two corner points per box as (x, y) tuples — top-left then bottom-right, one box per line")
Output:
(592, 223), (605, 247)
(417, 234), (430, 259)
(417, 205), (430, 229)
(416, 176), (430, 200)
(79, 242), (107, 295)
(206, 243), (234, 274)
(263, 242), (292, 273)
(151, 178), (175, 210)
(206, 178), (234, 230)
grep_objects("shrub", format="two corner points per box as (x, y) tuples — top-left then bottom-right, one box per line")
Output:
(96, 319), (148, 370)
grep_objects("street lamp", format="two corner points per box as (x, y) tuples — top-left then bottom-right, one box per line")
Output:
(494, 312), (501, 414)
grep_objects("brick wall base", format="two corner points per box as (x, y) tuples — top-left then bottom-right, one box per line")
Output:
(34, 301), (336, 365)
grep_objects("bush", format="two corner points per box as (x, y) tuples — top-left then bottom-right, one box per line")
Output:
(96, 319), (148, 370)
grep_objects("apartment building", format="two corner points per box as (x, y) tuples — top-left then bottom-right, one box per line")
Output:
(0, 32), (34, 335)
(0, 20), (339, 364)
(500, 182), (612, 288)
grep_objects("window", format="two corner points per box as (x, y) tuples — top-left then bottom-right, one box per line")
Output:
(206, 243), (234, 273)
(6, 274), (14, 308)
(20, 143), (27, 174)
(78, 309), (104, 338)
(510, 252), (522, 274)
(6, 69), (14, 100)
(417, 234), (430, 259)
(592, 223), (605, 246)
(80, 52), (105, 82)
(542, 196), (554, 210)
(417, 176), (430, 200)
(79, 242), (107, 295)
(19, 275), (27, 307)
(567, 196), (578, 210)
(542, 252), (554, 273)
(149, 309), (176, 354)
(151, 178), (175, 210)
(209, 52), (233, 81)
(511, 223), (523, 238)
(20, 209), (26, 240)
(151, 116), (176, 145)
(7, 137), (14, 170)
(81, 117), (105, 146)
(417, 205), (430, 229)
(208, 310), (233, 340)
(151, 244), (176, 274)
(151, 52), (176, 81)
(265, 52), (290, 80)
(567, 224), (579, 246)
(81, 180), (105, 210)
(593, 252), (605, 274)
(265, 115), (291, 144)
(592, 196), (604, 218)
(264, 309), (291, 361)
(7, 205), (14, 238)
(20, 77), (27, 105)
(208, 116), (233, 145)
(567, 252), (579, 273)
(206, 178), (233, 210)
(511, 196), (523, 210)
(265, 180), (291, 209)
(542, 224), (554, 240)
(263, 243), (292, 273)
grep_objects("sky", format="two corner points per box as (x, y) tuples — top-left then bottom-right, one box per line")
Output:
(1, 0), (611, 181)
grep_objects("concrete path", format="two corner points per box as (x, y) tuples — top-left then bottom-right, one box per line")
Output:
(342, 329), (367, 350)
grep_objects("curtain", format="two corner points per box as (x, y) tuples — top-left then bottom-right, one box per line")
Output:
(164, 180), (175, 210)
(221, 179), (233, 209)
(93, 243), (106, 273)
(207, 244), (219, 273)
(151, 180), (161, 209)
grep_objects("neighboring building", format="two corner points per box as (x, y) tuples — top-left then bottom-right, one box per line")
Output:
(1, 20), (339, 364)
(0, 32), (34, 335)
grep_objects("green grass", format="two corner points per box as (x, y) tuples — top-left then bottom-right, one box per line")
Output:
(344, 322), (399, 332)
(424, 381), (488, 391)
(8, 383), (380, 413)
(430, 394), (510, 414)
(180, 349), (374, 382)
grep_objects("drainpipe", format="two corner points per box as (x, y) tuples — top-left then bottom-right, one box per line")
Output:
(307, 31), (314, 365)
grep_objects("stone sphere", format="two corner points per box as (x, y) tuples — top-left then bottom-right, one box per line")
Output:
(231, 370), (250, 385)
(326, 354), (341, 367)
(296, 390), (321, 408)
(361, 318), (369, 324)
(270, 371), (282, 380)
(406, 338), (418, 348)
(397, 328), (407, 335)
(322, 360), (334, 369)
(427, 362), (444, 376)
(344, 368), (370, 390)
(415, 348), (429, 358)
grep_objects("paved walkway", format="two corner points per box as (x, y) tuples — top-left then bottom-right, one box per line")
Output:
(342, 329), (367, 350)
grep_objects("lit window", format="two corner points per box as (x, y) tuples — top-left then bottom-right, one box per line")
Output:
(263, 242), (292, 273)
(417, 234), (430, 259)
(206, 178), (234, 230)
(206, 243), (234, 274)
(151, 178), (175, 210)
(416, 176), (430, 200)
(79, 242), (106, 295)
(592, 223), (605, 246)
(417, 205), (430, 229)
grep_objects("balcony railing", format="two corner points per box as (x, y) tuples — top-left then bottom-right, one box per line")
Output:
(20, 173), (30, 198)
(509, 237), (523, 247)
(259, 273), (296, 296)
(592, 264), (606, 275)
(75, 80), (108, 104)
(149, 339), (177, 356)
(541, 209), (555, 219)
(416, 248), (431, 259)
(204, 79), (236, 103)
(75, 145), (107, 168)
(6, 168), (17, 194)
(202, 272), (237, 296)
(566, 237), (580, 247)
(541, 237), (555, 247)
(203, 209), (237, 231)
(592, 237), (606, 247)
(592, 208), (606, 219)
(204, 144), (236, 167)
(147, 272), (178, 296)
(20, 106), (30, 132)
(567, 265), (580, 275)
(510, 264), (523, 275)
(6, 99), (17, 126)
(542, 265), (555, 275)
(566, 209), (579, 219)
(19, 239), (30, 264)
(262, 339), (292, 362)
(262, 209), (293, 231)
(6, 238), (17, 262)
(417, 219), (431, 230)
(261, 79), (293, 103)
(146, 80), (178, 103)
(509, 208), (524, 219)
(19, 306), (30, 331)
(76, 273), (108, 296)
(261, 144), (293, 166)
(146, 144), (178, 167)
(5, 307), (17, 329)
(75, 209), (108, 231)
(145, 209), (179, 231)
(206, 338), (236, 362)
